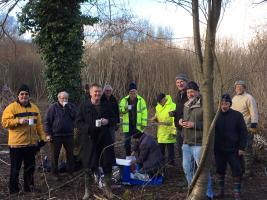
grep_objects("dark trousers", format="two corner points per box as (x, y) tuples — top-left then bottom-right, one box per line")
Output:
(50, 136), (74, 174)
(158, 143), (175, 166)
(176, 128), (183, 158)
(124, 132), (132, 156)
(9, 146), (36, 193)
(215, 150), (243, 177)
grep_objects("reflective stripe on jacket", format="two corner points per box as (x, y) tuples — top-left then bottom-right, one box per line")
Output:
(2, 101), (46, 146)
(119, 95), (148, 133)
(155, 95), (176, 143)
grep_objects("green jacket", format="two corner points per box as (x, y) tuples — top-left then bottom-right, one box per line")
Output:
(155, 95), (176, 143)
(119, 95), (148, 133)
(182, 97), (203, 145)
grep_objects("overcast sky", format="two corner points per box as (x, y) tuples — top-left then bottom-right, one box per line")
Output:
(128, 0), (267, 45)
(7, 0), (267, 44)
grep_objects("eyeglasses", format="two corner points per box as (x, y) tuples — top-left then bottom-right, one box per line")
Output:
(19, 92), (29, 96)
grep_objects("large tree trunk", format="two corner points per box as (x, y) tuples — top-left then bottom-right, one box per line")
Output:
(187, 0), (222, 199)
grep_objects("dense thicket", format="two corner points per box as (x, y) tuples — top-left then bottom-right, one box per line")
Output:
(0, 26), (266, 130)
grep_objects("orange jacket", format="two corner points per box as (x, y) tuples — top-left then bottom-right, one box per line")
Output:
(2, 101), (46, 146)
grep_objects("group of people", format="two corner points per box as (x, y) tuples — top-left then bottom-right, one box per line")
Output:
(1, 74), (258, 200)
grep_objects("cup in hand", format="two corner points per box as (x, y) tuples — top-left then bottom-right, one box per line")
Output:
(127, 105), (132, 110)
(28, 118), (34, 126)
(63, 101), (68, 107)
(96, 119), (102, 127)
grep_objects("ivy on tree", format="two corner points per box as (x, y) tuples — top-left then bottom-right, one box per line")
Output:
(18, 0), (98, 103)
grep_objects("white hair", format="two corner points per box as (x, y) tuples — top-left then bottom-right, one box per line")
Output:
(57, 91), (69, 99)
(103, 84), (113, 91)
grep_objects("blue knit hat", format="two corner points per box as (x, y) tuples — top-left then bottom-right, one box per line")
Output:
(128, 82), (137, 91)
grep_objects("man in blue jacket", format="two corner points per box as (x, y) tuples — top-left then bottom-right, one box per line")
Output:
(214, 94), (247, 200)
(44, 91), (77, 178)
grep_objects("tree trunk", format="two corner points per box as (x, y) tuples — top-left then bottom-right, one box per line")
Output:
(187, 0), (222, 199)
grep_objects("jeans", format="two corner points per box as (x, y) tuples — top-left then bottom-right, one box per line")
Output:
(182, 144), (213, 198)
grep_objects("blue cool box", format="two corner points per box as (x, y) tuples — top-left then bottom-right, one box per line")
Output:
(116, 158), (163, 185)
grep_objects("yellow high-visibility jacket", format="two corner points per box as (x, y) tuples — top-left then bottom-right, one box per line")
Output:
(2, 101), (46, 146)
(119, 95), (148, 133)
(155, 95), (176, 143)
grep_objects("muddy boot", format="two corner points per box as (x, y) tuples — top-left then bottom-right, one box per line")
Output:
(214, 175), (225, 198)
(82, 171), (90, 200)
(103, 174), (114, 199)
(233, 176), (241, 200)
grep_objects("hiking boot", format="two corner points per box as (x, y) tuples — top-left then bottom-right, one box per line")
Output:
(233, 177), (242, 200)
(48, 174), (60, 181)
(82, 172), (90, 200)
(234, 193), (241, 200)
(214, 192), (224, 199)
(103, 174), (114, 199)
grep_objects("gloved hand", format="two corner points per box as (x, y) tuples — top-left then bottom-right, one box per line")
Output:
(114, 124), (120, 131)
(249, 123), (257, 133)
(38, 140), (46, 148)
(35, 140), (46, 152)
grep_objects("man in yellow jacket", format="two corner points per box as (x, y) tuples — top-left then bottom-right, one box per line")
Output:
(153, 93), (176, 166)
(119, 82), (148, 156)
(2, 84), (46, 194)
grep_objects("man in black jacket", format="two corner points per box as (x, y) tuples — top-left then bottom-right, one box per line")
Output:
(101, 84), (120, 143)
(173, 73), (189, 157)
(76, 83), (116, 199)
(214, 94), (247, 200)
(44, 91), (77, 178)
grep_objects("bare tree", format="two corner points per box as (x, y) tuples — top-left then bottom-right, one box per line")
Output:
(166, 0), (223, 199)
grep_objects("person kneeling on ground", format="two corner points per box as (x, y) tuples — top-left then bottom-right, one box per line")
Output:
(131, 129), (164, 178)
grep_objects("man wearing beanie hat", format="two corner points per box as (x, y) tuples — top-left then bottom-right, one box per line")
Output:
(178, 81), (213, 199)
(119, 82), (148, 156)
(173, 73), (189, 158)
(2, 84), (46, 194)
(232, 80), (258, 178)
(101, 84), (120, 142)
(17, 84), (30, 96)
(214, 94), (248, 200)
(152, 93), (176, 167)
(131, 129), (164, 176)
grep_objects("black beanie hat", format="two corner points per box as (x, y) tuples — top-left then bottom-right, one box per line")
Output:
(221, 93), (232, 105)
(17, 84), (30, 95)
(128, 82), (137, 91)
(157, 93), (166, 103)
(187, 81), (199, 91)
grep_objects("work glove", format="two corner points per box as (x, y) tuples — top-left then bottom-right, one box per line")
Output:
(35, 140), (46, 152)
(38, 140), (46, 147)
(249, 123), (257, 133)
